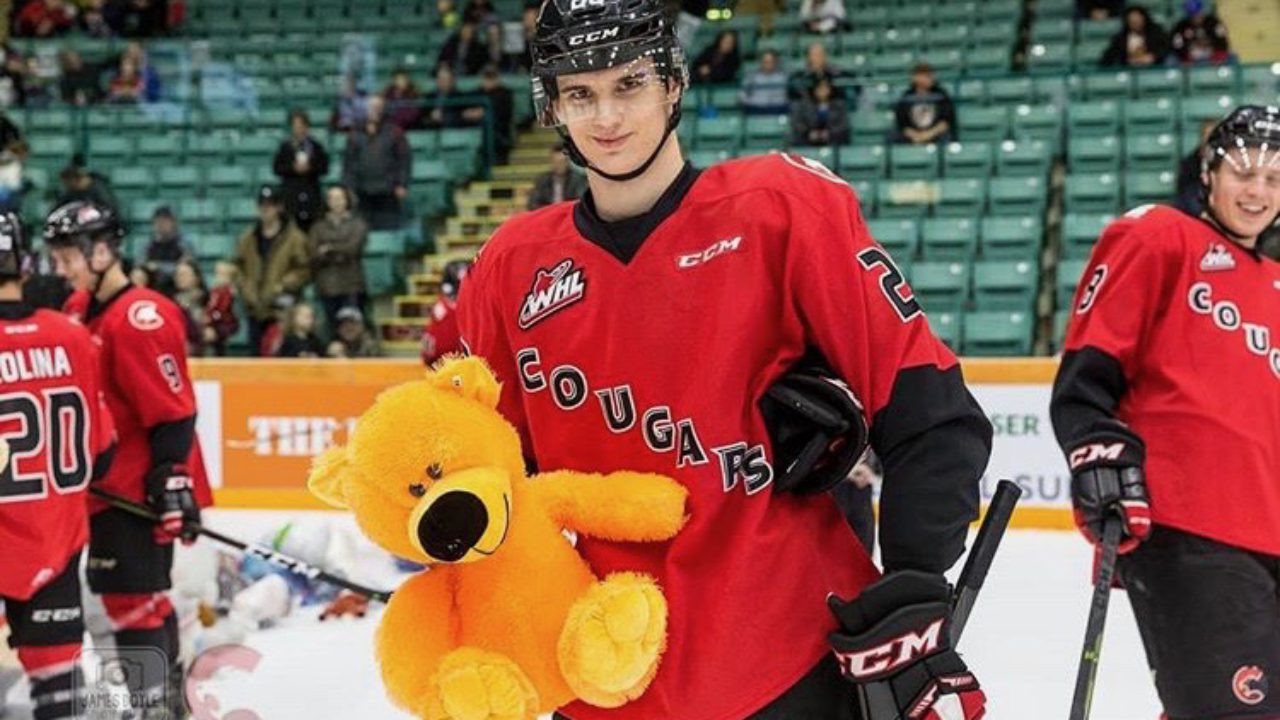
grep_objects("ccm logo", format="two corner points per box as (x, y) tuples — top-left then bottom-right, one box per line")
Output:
(568, 27), (620, 46)
(31, 607), (82, 623)
(1069, 442), (1125, 469)
(678, 236), (742, 268)
(836, 618), (944, 679)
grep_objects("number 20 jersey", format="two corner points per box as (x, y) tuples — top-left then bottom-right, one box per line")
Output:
(0, 305), (114, 600)
(459, 154), (990, 720)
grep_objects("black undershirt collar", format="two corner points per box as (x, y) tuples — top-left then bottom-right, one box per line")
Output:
(0, 299), (34, 320)
(573, 162), (702, 265)
(87, 281), (134, 323)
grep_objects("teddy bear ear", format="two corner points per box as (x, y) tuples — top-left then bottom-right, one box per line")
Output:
(308, 445), (352, 509)
(427, 354), (502, 409)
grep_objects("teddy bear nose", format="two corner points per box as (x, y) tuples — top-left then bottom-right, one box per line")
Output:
(417, 490), (489, 562)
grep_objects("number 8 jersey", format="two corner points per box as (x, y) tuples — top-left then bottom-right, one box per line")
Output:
(0, 301), (114, 601)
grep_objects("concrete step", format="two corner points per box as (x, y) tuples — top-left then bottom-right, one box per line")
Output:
(437, 233), (489, 254)
(444, 215), (504, 236)
(376, 317), (425, 346)
(393, 294), (441, 319)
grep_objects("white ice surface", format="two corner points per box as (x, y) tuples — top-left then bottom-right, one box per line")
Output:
(4, 509), (1162, 719)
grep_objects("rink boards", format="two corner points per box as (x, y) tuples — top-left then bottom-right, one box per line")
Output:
(189, 358), (1073, 530)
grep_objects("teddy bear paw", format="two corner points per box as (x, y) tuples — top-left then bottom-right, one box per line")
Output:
(422, 647), (540, 720)
(558, 572), (667, 708)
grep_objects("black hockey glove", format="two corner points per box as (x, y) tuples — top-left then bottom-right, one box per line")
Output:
(828, 571), (986, 720)
(760, 359), (868, 495)
(1066, 429), (1150, 554)
(145, 463), (200, 545)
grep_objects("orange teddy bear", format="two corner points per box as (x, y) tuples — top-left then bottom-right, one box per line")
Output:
(308, 356), (688, 720)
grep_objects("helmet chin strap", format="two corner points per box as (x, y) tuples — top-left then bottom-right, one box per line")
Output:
(559, 101), (683, 183)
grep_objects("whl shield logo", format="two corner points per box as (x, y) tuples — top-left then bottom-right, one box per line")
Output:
(518, 259), (587, 330)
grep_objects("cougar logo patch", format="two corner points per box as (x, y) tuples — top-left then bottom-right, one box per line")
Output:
(127, 300), (164, 331)
(518, 259), (587, 330)
(1234, 665), (1268, 706)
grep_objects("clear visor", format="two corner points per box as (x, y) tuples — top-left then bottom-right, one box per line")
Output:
(533, 47), (685, 128)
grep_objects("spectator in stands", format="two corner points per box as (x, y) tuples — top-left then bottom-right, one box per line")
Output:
(740, 50), (790, 115)
(424, 66), (468, 128)
(799, 0), (847, 34)
(105, 54), (145, 103)
(120, 41), (161, 101)
(80, 0), (114, 37)
(0, 110), (21, 152)
(203, 260), (239, 357)
(15, 0), (77, 38)
(462, 66), (513, 165)
(308, 184), (369, 332)
(22, 56), (54, 108)
(126, 259), (154, 289)
(276, 302), (326, 358)
(325, 306), (380, 358)
(331, 75), (369, 133)
(56, 156), (119, 214)
(343, 95), (411, 230)
(170, 259), (207, 355)
(0, 145), (27, 214)
(0, 44), (28, 108)
(103, 0), (169, 37)
(1175, 118), (1217, 217)
(438, 21), (490, 77)
(273, 109), (330, 231)
(527, 141), (587, 209)
(893, 62), (956, 145)
(436, 0), (460, 30)
(790, 77), (849, 147)
(501, 6), (538, 74)
(141, 205), (192, 289)
(233, 185), (312, 356)
(1171, 0), (1230, 65)
(382, 68), (424, 131)
(463, 0), (503, 65)
(789, 41), (846, 100)
(1078, 0), (1123, 20)
(59, 50), (102, 105)
(693, 31), (741, 85)
(1101, 6), (1171, 67)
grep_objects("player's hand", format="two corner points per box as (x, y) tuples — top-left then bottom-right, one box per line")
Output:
(1067, 431), (1151, 554)
(828, 571), (986, 720)
(145, 463), (201, 545)
(319, 592), (369, 621)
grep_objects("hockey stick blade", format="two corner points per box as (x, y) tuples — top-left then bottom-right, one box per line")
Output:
(90, 487), (394, 603)
(949, 478), (1022, 645)
(1068, 517), (1123, 720)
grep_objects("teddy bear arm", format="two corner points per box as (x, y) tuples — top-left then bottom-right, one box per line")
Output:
(376, 571), (457, 713)
(533, 470), (688, 542)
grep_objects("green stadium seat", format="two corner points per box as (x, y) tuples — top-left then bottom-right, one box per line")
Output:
(1134, 67), (1184, 98)
(850, 111), (894, 145)
(929, 310), (962, 353)
(158, 166), (203, 193)
(1124, 170), (1176, 209)
(1186, 65), (1237, 96)
(1124, 133), (1179, 173)
(867, 218), (919, 261)
(225, 198), (257, 227)
(1032, 75), (1077, 105)
(995, 139), (1052, 177)
(439, 128), (484, 178)
(1057, 258), (1090, 306)
(1068, 100), (1121, 138)
(981, 216), (1043, 261)
(129, 199), (166, 228)
(1035, 0), (1075, 19)
(1010, 104), (1063, 147)
(1078, 19), (1121, 44)
(837, 144), (886, 180)
(744, 115), (789, 151)
(188, 133), (232, 164)
(364, 255), (398, 296)
(206, 166), (254, 199)
(26, 108), (74, 134)
(988, 176), (1047, 216)
(178, 198), (224, 231)
(876, 181), (932, 219)
(110, 167), (155, 195)
(1181, 95), (1235, 131)
(935, 178), (987, 218)
(27, 135), (76, 171)
(971, 23), (1013, 49)
(927, 24), (972, 51)
(1074, 39), (1110, 68)
(889, 144), (939, 180)
(1124, 97), (1179, 136)
(921, 218), (978, 261)
(1030, 18), (1073, 44)
(1065, 172), (1121, 214)
(911, 261), (971, 313)
(1026, 43), (1072, 74)
(694, 115), (743, 152)
(849, 179), (876, 214)
(986, 76), (1034, 106)
(836, 29), (877, 55)
(966, 46), (1012, 74)
(973, 260), (1038, 312)
(955, 78), (987, 104)
(977, 0), (1022, 24)
(963, 311), (1033, 356)
(709, 86), (741, 112)
(889, 5), (931, 26)
(192, 232), (240, 261)
(1241, 63), (1280, 98)
(959, 106), (1009, 143)
(1061, 213), (1116, 258)
(1068, 135), (1122, 174)
(233, 133), (280, 164)
(942, 141), (993, 179)
(90, 136), (136, 165)
(367, 230), (404, 256)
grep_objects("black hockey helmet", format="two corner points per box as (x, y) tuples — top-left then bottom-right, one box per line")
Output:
(0, 212), (30, 281)
(43, 200), (125, 254)
(530, 0), (688, 181)
(1199, 105), (1280, 243)
(440, 258), (472, 301)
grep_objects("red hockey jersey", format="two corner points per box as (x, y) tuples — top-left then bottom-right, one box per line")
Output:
(64, 286), (212, 512)
(1056, 205), (1280, 555)
(458, 154), (989, 720)
(0, 303), (114, 600)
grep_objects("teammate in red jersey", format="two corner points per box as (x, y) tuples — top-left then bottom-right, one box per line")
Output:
(0, 212), (116, 720)
(420, 259), (470, 365)
(1052, 105), (1280, 719)
(455, 2), (993, 719)
(44, 200), (210, 718)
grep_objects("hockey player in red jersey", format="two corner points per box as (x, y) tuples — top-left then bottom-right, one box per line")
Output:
(0, 212), (116, 720)
(44, 200), (211, 718)
(456, 2), (993, 718)
(1052, 105), (1280, 719)
(420, 259), (470, 365)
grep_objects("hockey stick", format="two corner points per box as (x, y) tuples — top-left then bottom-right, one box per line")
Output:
(1068, 517), (1123, 720)
(950, 478), (1022, 644)
(90, 487), (394, 604)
